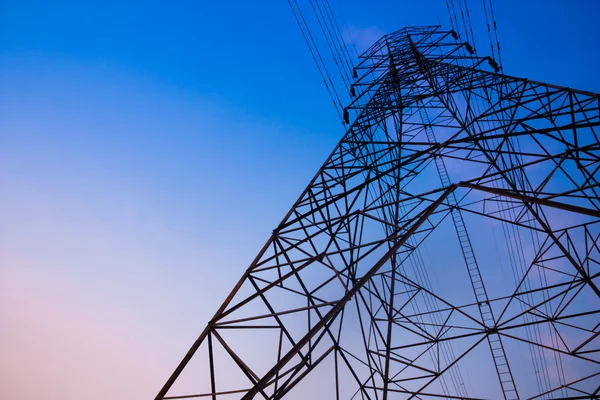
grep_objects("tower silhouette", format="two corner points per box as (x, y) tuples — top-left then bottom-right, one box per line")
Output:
(156, 26), (600, 400)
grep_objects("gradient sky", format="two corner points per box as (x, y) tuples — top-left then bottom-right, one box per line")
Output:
(1, 1), (599, 399)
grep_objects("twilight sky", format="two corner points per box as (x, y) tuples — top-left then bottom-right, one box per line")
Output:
(1, 1), (599, 399)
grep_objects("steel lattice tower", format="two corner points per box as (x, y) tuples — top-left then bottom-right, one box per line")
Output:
(156, 26), (600, 400)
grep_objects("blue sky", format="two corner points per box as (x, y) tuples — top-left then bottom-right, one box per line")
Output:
(1, 1), (599, 399)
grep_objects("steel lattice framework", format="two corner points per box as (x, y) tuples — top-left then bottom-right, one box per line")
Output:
(156, 26), (600, 400)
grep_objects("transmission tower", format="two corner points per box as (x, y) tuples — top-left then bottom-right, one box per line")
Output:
(155, 26), (600, 399)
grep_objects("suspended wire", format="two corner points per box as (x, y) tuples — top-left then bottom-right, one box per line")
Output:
(458, 72), (553, 395)
(321, 0), (357, 79)
(428, 15), (553, 394)
(446, 0), (471, 71)
(461, 80), (555, 396)
(478, 2), (565, 392)
(309, 0), (350, 90)
(488, 0), (503, 69)
(319, 0), (375, 127)
(455, 0), (471, 47)
(366, 144), (466, 398)
(312, 0), (368, 126)
(413, 103), (471, 398)
(471, 72), (557, 394)
(459, 0), (477, 52)
(481, 0), (497, 64)
(446, 0), (475, 75)
(335, 5), (360, 59)
(445, 0), (457, 33)
(449, 0), (462, 42)
(287, 0), (345, 123)
(298, 0), (347, 112)
(428, 4), (566, 397)
(506, 99), (568, 395)
(316, 0), (374, 125)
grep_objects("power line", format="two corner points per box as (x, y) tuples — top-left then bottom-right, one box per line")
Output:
(287, 0), (345, 123)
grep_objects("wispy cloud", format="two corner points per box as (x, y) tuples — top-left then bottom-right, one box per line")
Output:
(342, 25), (386, 55)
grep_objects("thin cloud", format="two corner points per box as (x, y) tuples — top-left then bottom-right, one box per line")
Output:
(342, 25), (386, 55)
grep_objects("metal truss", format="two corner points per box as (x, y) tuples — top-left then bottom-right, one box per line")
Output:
(155, 26), (600, 400)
